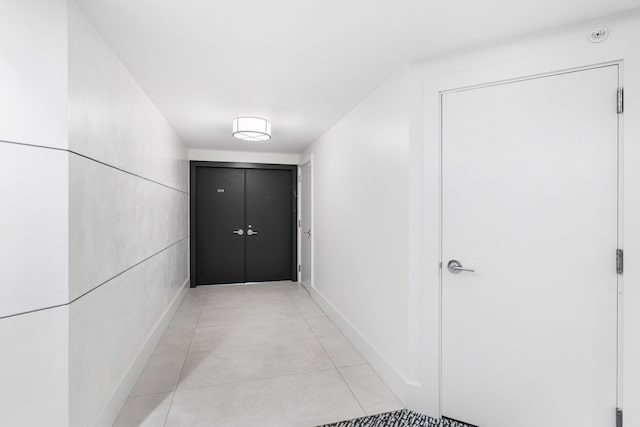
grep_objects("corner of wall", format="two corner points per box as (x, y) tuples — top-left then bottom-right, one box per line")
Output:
(66, 4), (191, 426)
(302, 61), (416, 414)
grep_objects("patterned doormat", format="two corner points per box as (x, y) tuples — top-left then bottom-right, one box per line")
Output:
(317, 409), (473, 427)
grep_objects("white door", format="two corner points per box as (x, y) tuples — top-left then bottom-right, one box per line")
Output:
(301, 161), (312, 290)
(441, 65), (619, 427)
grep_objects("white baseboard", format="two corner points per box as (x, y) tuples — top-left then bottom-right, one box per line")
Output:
(301, 280), (313, 293)
(93, 278), (189, 427)
(309, 286), (412, 407)
(406, 381), (433, 415)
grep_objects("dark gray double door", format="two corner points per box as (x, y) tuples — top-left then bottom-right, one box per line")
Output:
(191, 163), (297, 286)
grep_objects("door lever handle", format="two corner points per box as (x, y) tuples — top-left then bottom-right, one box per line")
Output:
(447, 260), (475, 274)
(232, 229), (244, 235)
(247, 229), (258, 236)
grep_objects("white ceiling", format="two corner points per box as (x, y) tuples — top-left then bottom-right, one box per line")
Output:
(75, 0), (640, 153)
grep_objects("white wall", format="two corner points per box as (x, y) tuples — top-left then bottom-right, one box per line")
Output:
(0, 0), (68, 150)
(0, 0), (69, 316)
(409, 8), (640, 421)
(189, 148), (300, 165)
(305, 9), (640, 424)
(303, 65), (413, 403)
(67, 2), (189, 426)
(0, 1), (70, 425)
(0, 307), (70, 426)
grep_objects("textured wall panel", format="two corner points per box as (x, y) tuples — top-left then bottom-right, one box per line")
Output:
(0, 143), (68, 317)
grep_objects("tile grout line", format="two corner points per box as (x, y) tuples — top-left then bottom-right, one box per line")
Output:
(184, 290), (208, 353)
(295, 285), (377, 418)
(286, 283), (326, 342)
(314, 325), (368, 416)
(170, 285), (350, 392)
(187, 334), (326, 355)
(168, 367), (342, 396)
(336, 365), (368, 417)
(194, 284), (320, 352)
(313, 327), (369, 416)
(287, 283), (339, 368)
(287, 284), (369, 417)
(170, 283), (340, 392)
(173, 366), (343, 394)
(161, 291), (205, 427)
(150, 283), (365, 424)
(128, 283), (366, 425)
(180, 285), (349, 362)
(289, 286), (367, 367)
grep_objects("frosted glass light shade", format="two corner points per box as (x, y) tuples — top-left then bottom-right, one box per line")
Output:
(232, 117), (272, 141)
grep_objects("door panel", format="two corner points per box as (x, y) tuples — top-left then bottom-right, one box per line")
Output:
(195, 167), (245, 284)
(301, 162), (312, 289)
(441, 66), (619, 427)
(245, 169), (294, 282)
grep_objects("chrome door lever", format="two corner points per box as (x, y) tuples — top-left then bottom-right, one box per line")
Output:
(232, 229), (244, 236)
(447, 259), (475, 274)
(247, 229), (258, 236)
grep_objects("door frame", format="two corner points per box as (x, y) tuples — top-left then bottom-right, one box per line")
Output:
(438, 61), (624, 414)
(190, 161), (299, 287)
(299, 157), (314, 291)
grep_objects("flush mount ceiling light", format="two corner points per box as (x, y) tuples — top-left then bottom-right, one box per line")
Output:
(232, 116), (272, 141)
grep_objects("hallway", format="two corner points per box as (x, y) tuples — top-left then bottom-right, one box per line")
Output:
(6, 2), (640, 426)
(114, 282), (402, 426)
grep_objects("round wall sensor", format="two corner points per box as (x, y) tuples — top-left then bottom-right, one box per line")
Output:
(589, 27), (609, 43)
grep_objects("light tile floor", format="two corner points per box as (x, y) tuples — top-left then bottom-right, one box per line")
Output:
(114, 281), (403, 427)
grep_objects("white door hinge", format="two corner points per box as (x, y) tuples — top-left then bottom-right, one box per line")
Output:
(617, 88), (624, 114)
(617, 408), (623, 427)
(617, 249), (623, 274)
